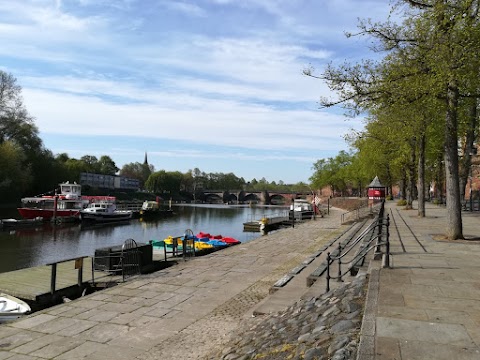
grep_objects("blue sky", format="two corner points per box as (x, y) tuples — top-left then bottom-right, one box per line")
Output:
(1, 0), (393, 184)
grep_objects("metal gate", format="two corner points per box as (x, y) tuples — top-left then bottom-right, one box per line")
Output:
(121, 238), (141, 281)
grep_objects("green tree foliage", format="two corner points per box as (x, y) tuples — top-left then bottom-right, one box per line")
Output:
(120, 162), (155, 189)
(80, 155), (99, 173)
(306, 0), (480, 239)
(145, 170), (184, 194)
(0, 141), (31, 201)
(98, 155), (119, 175)
(310, 151), (354, 196)
(0, 71), (47, 198)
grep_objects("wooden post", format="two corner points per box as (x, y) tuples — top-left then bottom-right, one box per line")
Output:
(75, 258), (83, 286)
(50, 263), (57, 294)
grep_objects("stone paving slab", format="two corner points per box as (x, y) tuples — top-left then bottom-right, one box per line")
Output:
(362, 202), (480, 360)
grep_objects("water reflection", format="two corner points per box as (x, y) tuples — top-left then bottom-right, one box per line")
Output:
(0, 204), (287, 273)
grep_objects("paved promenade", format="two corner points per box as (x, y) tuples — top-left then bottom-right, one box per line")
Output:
(0, 207), (349, 360)
(2, 201), (480, 359)
(359, 202), (480, 360)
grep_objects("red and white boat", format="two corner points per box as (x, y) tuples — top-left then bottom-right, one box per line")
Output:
(17, 182), (115, 221)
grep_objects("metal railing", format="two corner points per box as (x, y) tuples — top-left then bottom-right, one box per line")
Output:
(92, 238), (142, 284)
(326, 201), (390, 292)
(46, 256), (89, 294)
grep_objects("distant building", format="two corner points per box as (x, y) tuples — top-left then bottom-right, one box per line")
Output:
(80, 172), (139, 190)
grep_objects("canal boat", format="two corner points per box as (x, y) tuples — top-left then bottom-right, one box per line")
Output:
(0, 293), (31, 323)
(79, 201), (133, 222)
(18, 182), (116, 221)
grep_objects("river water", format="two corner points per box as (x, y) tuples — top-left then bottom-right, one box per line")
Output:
(0, 204), (289, 274)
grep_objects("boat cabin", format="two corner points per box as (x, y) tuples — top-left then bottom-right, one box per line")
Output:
(290, 199), (313, 212)
(59, 182), (82, 199)
(142, 201), (159, 211)
(83, 202), (117, 213)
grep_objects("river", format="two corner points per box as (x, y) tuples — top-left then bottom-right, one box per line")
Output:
(0, 204), (289, 274)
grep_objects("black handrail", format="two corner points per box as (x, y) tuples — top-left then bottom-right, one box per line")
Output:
(326, 201), (390, 292)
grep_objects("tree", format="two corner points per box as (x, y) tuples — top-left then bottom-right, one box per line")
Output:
(98, 155), (119, 175)
(120, 162), (154, 189)
(310, 151), (355, 196)
(0, 70), (53, 197)
(145, 170), (183, 194)
(0, 141), (31, 201)
(306, 0), (480, 239)
(80, 155), (99, 173)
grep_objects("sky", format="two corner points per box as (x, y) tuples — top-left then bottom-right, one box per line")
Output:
(0, 0), (395, 184)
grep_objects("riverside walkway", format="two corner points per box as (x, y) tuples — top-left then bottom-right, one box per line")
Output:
(359, 201), (480, 360)
(0, 207), (350, 360)
(1, 201), (480, 359)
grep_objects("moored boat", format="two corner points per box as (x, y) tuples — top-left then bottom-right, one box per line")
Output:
(1, 218), (44, 228)
(219, 237), (241, 245)
(0, 293), (31, 323)
(79, 201), (133, 223)
(289, 199), (315, 220)
(139, 200), (174, 219)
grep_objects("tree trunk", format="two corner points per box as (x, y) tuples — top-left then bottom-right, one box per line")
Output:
(435, 151), (444, 201)
(417, 132), (426, 217)
(459, 100), (478, 209)
(406, 138), (416, 209)
(444, 79), (463, 240)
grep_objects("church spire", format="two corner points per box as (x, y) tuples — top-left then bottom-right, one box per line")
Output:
(144, 151), (148, 165)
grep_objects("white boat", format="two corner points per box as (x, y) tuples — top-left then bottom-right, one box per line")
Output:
(79, 201), (133, 222)
(0, 293), (31, 323)
(289, 199), (315, 220)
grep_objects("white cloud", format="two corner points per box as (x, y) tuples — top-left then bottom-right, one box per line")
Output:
(163, 1), (207, 17)
(1, 0), (394, 182)
(23, 87), (360, 152)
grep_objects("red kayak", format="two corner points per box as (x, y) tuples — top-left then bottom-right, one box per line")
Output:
(220, 237), (241, 245)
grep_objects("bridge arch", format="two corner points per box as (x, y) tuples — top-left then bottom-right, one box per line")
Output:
(225, 193), (238, 204)
(269, 194), (287, 205)
(204, 193), (223, 204)
(243, 193), (260, 203)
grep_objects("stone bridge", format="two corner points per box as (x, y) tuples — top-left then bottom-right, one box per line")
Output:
(197, 190), (312, 205)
